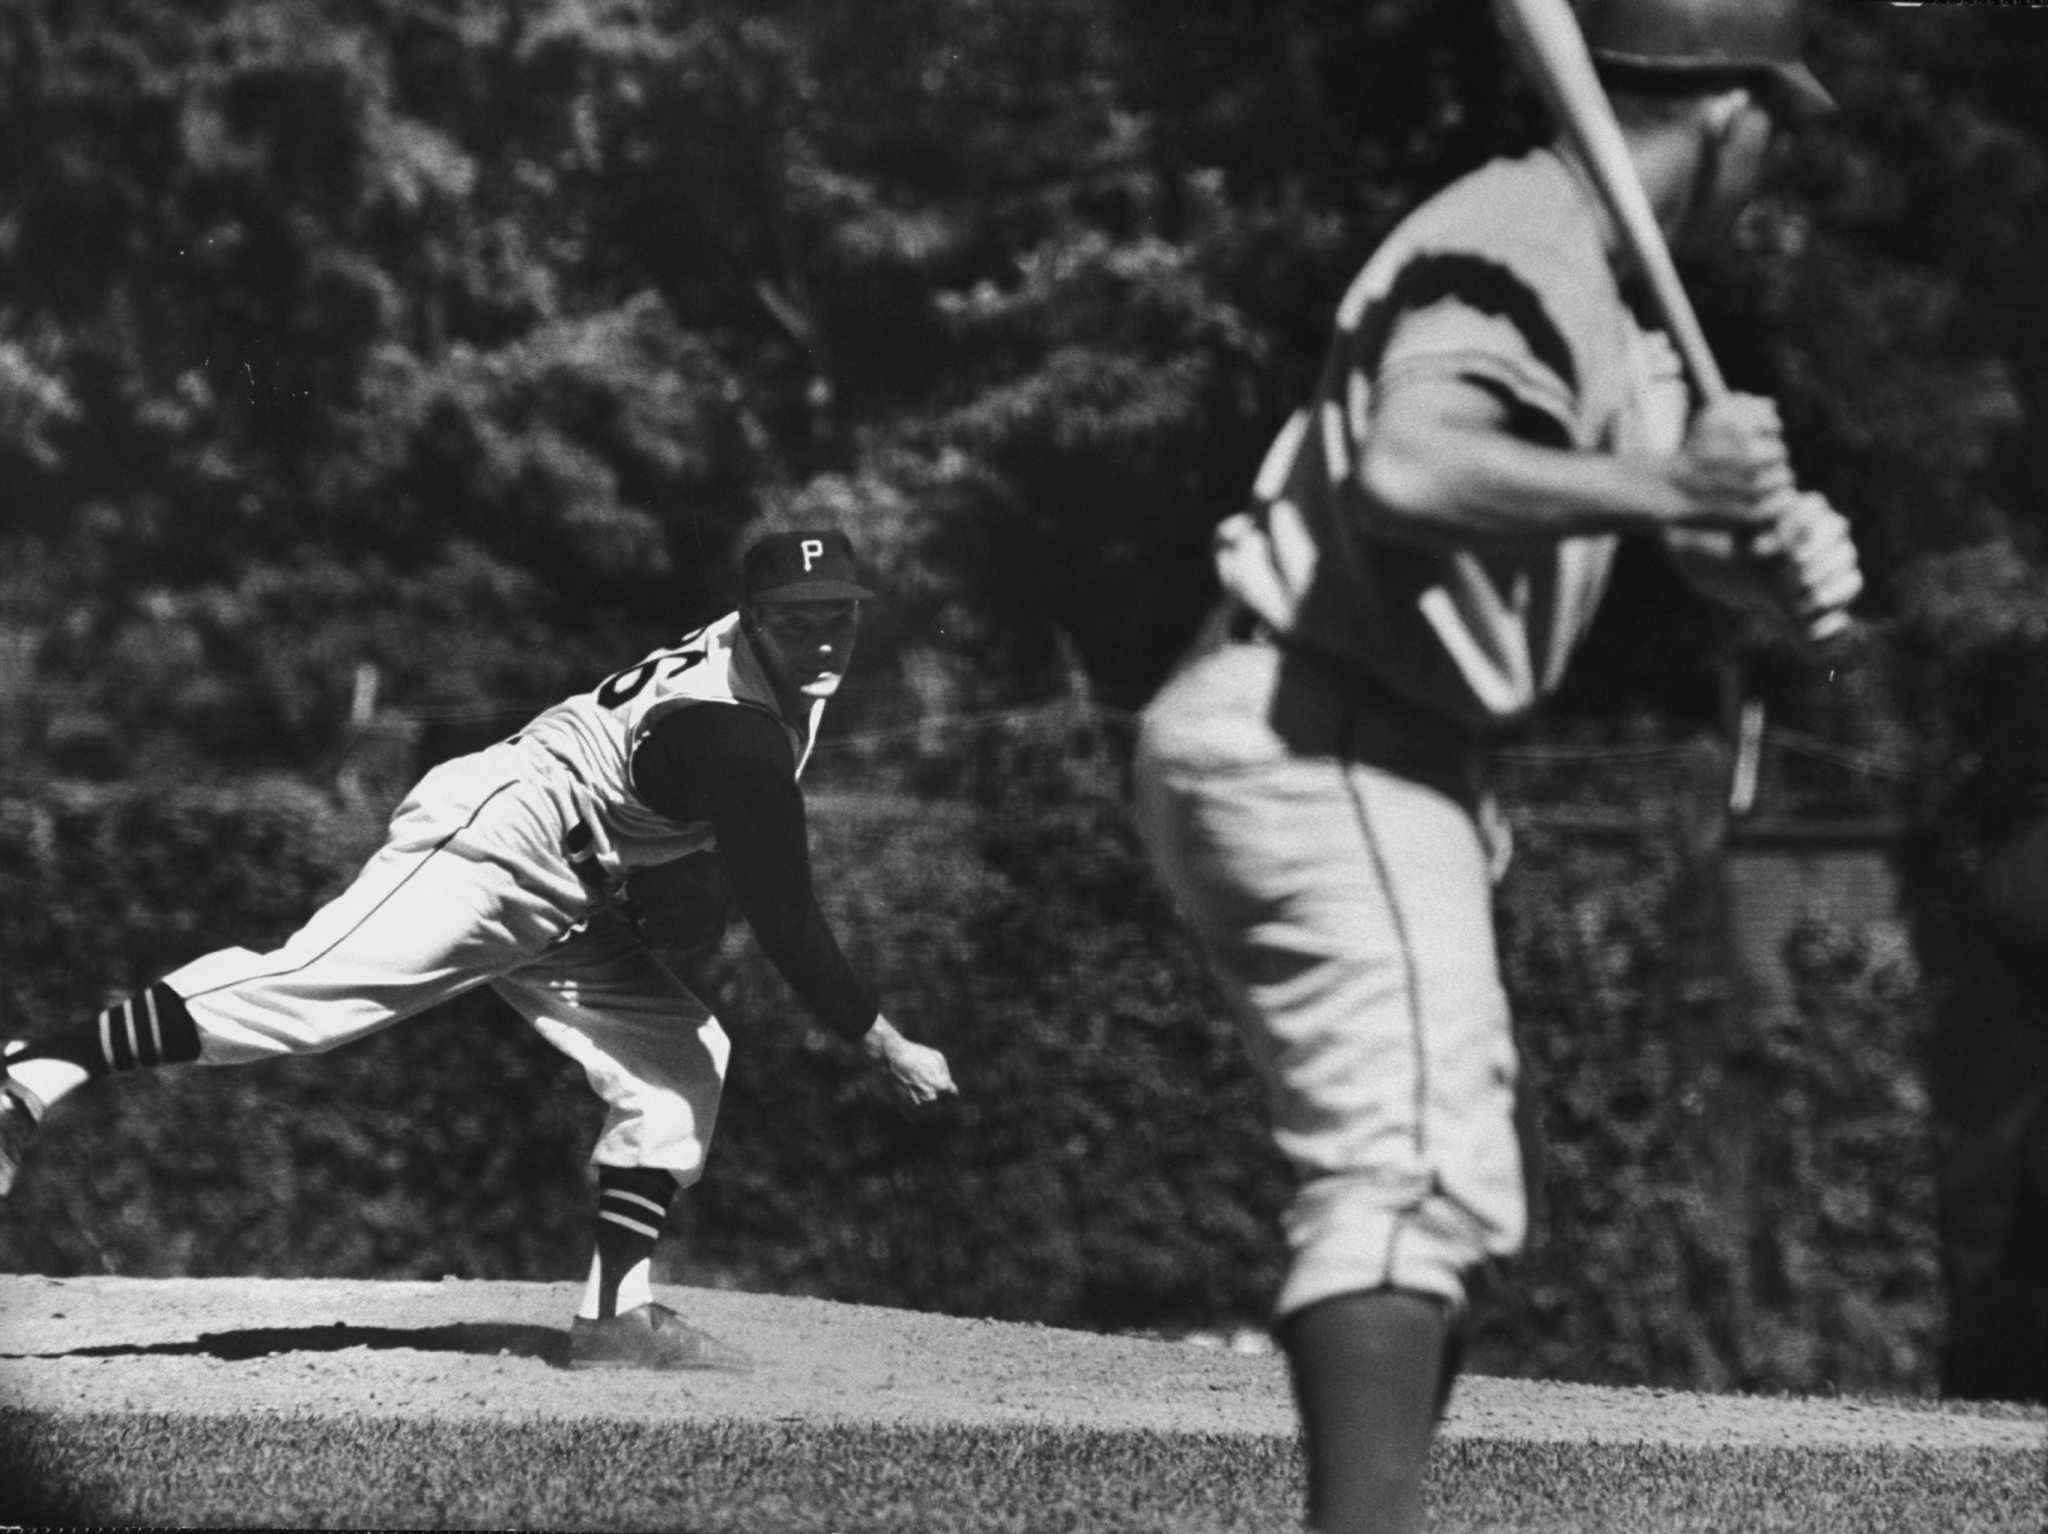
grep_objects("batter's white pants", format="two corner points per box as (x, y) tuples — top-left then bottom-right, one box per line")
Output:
(1132, 615), (1525, 1318)
(161, 740), (729, 1180)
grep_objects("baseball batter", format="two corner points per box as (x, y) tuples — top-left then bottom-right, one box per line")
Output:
(0, 529), (957, 1371)
(1131, 3), (1857, 1530)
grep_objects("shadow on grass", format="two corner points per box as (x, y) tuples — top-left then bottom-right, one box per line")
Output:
(4, 1321), (568, 1367)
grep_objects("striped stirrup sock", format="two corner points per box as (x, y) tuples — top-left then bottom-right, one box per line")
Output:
(593, 1166), (678, 1318)
(93, 983), (202, 1074)
(10, 982), (201, 1080)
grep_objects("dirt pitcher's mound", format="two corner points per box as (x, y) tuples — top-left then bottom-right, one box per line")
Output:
(0, 1273), (2041, 1454)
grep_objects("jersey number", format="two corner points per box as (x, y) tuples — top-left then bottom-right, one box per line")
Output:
(596, 633), (707, 709)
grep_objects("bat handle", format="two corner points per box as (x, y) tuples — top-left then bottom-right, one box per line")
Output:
(1665, 295), (1727, 405)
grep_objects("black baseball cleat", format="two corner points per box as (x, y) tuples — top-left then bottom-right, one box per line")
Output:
(568, 1302), (754, 1373)
(0, 1058), (43, 1200)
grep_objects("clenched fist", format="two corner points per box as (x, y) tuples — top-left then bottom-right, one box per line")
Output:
(1668, 393), (1797, 532)
(1750, 491), (1863, 640)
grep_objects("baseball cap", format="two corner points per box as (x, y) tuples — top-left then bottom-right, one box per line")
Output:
(741, 529), (876, 604)
(1580, 0), (1836, 124)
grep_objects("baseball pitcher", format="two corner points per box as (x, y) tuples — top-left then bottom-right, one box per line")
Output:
(0, 529), (957, 1371)
(1131, 3), (1856, 1530)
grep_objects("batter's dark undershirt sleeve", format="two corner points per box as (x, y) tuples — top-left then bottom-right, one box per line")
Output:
(632, 705), (880, 1041)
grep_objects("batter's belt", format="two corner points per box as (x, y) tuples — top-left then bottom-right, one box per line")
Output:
(1216, 599), (1487, 762)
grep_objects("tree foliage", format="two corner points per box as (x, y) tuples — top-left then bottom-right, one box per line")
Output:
(5, 2), (2046, 772)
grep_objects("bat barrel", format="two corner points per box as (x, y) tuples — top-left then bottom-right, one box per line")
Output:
(1491, 0), (1726, 400)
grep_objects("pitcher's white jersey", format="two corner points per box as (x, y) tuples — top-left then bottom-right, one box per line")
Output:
(513, 611), (826, 880)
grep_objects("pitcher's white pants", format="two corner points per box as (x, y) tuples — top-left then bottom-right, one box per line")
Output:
(1132, 619), (1524, 1317)
(162, 740), (728, 1179)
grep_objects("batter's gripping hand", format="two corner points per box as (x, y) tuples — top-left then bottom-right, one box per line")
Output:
(1748, 491), (1863, 642)
(1668, 393), (1797, 532)
(861, 1016), (958, 1117)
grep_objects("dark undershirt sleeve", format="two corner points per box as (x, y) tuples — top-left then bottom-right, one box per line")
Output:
(632, 705), (880, 1041)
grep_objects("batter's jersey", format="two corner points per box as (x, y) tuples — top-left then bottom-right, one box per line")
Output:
(1216, 147), (1690, 730)
(512, 611), (825, 881)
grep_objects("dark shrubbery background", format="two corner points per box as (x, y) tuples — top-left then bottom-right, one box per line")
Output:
(0, 718), (1940, 1395)
(6, 0), (2045, 1402)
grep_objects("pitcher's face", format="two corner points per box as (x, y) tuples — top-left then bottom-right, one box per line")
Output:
(748, 600), (862, 700)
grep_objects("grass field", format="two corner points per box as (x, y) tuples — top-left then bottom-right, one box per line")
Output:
(5, 1411), (2042, 1532)
(1, 1276), (2042, 1531)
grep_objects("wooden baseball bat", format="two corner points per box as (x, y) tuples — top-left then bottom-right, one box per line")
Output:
(1491, 0), (1850, 643)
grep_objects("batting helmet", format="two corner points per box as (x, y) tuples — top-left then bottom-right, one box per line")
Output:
(1579, 0), (1835, 122)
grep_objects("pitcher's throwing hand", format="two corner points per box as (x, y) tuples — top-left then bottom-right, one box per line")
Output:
(863, 1017), (959, 1116)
